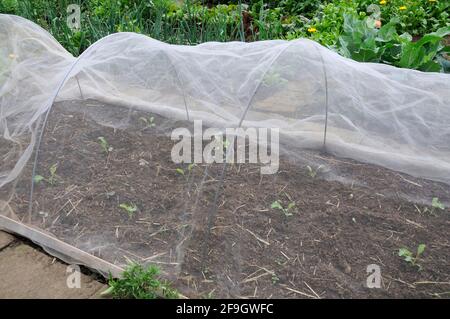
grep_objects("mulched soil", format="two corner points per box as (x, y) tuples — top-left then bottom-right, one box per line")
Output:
(1, 99), (449, 298)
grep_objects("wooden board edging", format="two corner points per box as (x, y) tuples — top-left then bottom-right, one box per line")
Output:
(0, 214), (124, 278)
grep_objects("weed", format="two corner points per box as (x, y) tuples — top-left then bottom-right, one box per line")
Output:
(33, 163), (58, 186)
(398, 244), (426, 270)
(271, 200), (295, 217)
(97, 136), (113, 153)
(101, 263), (178, 299)
(119, 202), (137, 218)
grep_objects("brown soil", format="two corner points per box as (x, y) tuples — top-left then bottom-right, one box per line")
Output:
(2, 100), (449, 299)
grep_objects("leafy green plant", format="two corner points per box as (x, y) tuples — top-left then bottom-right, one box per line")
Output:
(33, 163), (59, 186)
(337, 13), (450, 72)
(398, 244), (426, 270)
(398, 27), (450, 72)
(101, 263), (179, 299)
(97, 136), (113, 154)
(271, 200), (295, 217)
(119, 202), (138, 218)
(337, 13), (388, 63)
(286, 0), (362, 46)
(139, 116), (156, 128)
(357, 0), (449, 36)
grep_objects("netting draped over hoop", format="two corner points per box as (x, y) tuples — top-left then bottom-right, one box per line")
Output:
(1, 14), (449, 298)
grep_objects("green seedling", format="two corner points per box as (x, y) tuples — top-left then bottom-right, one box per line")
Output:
(271, 200), (295, 217)
(432, 197), (445, 212)
(398, 244), (426, 270)
(415, 197), (446, 215)
(262, 70), (288, 87)
(306, 165), (322, 178)
(119, 202), (137, 218)
(33, 163), (58, 186)
(140, 116), (156, 128)
(176, 164), (196, 179)
(271, 273), (280, 284)
(101, 263), (178, 299)
(97, 136), (113, 153)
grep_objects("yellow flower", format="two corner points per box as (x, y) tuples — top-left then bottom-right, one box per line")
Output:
(380, 0), (387, 5)
(308, 27), (317, 33)
(399, 6), (407, 10)
(8, 54), (16, 59)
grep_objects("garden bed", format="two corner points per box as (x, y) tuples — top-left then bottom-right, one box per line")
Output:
(2, 99), (449, 298)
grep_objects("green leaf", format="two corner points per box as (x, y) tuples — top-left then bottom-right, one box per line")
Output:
(398, 248), (412, 257)
(176, 168), (185, 175)
(404, 255), (413, 262)
(139, 117), (148, 124)
(119, 203), (137, 215)
(49, 164), (58, 175)
(33, 175), (44, 183)
(432, 197), (445, 210)
(284, 211), (293, 217)
(419, 60), (441, 72)
(417, 244), (426, 256)
(377, 20), (398, 42)
(97, 136), (110, 153)
(430, 26), (450, 39)
(399, 44), (425, 69)
(100, 286), (115, 296)
(271, 201), (283, 210)
(98, 136), (107, 144)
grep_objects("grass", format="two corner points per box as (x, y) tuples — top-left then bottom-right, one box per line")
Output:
(102, 263), (179, 299)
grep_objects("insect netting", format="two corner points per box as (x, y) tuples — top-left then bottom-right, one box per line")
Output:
(1, 14), (449, 298)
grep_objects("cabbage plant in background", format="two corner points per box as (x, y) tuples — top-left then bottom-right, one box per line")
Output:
(337, 13), (450, 72)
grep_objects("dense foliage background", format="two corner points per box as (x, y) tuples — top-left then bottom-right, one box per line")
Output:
(1, 0), (449, 71)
